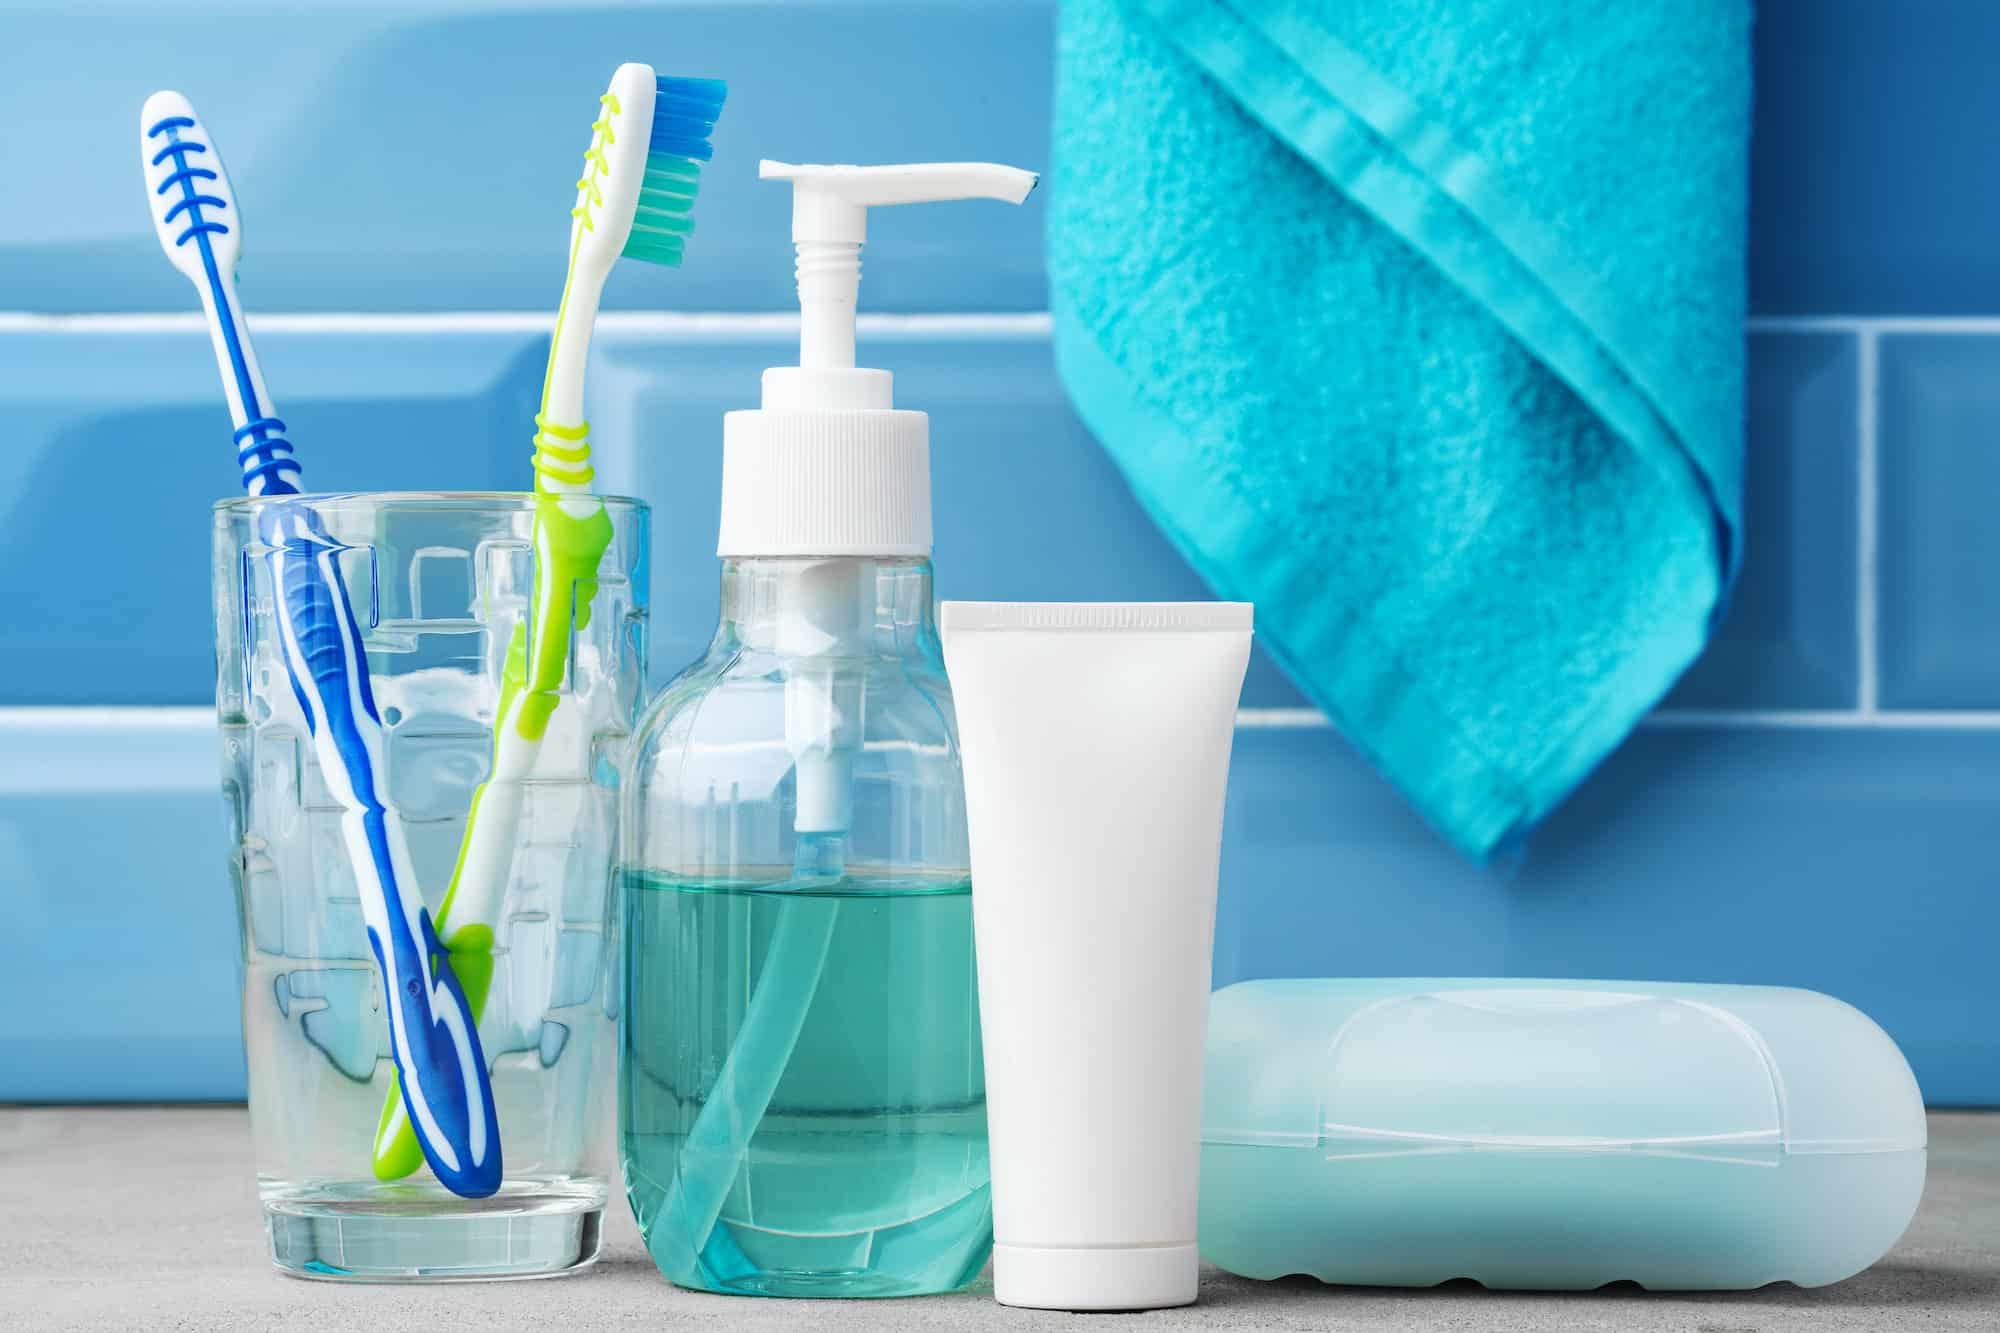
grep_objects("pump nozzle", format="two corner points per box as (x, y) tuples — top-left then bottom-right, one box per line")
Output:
(761, 160), (1040, 244)
(760, 160), (1039, 371)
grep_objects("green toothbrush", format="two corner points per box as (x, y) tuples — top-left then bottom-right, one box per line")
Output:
(374, 62), (726, 1179)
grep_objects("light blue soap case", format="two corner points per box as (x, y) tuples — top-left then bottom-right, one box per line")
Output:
(1201, 978), (1926, 1291)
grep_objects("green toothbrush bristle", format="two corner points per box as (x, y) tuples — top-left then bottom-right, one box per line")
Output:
(622, 76), (725, 268)
(623, 222), (688, 266)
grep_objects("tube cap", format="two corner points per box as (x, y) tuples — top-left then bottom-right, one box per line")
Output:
(993, 1243), (1200, 1311)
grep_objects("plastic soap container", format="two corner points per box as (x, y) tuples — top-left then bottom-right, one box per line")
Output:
(618, 160), (1037, 1298)
(1200, 978), (1927, 1291)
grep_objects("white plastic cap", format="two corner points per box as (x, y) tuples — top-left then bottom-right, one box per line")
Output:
(718, 160), (1038, 558)
(995, 1243), (1199, 1312)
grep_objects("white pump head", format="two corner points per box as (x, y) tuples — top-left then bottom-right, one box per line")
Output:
(762, 160), (1039, 375)
(718, 160), (1039, 558)
(719, 160), (1036, 836)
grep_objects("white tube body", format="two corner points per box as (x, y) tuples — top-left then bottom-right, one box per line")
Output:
(939, 601), (1253, 1311)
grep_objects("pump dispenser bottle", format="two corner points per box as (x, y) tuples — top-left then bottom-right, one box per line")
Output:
(621, 160), (1037, 1298)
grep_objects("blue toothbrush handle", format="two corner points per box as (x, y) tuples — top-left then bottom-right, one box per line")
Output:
(142, 91), (495, 1195)
(263, 503), (503, 1198)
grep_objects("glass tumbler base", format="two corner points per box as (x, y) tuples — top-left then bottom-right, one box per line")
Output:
(265, 1190), (603, 1282)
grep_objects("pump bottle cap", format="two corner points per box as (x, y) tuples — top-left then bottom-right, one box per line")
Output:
(718, 160), (1038, 558)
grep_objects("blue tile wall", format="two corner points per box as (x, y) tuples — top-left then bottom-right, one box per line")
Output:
(5, 0), (1982, 316)
(0, 717), (242, 1101)
(1666, 333), (1860, 710)
(4, 0), (1998, 1106)
(1751, 0), (2000, 315)
(0, 328), (542, 703)
(1878, 335), (2000, 709)
(0, 324), (1305, 707)
(1215, 724), (2000, 1107)
(2, 2), (1053, 314)
(10, 714), (1995, 1105)
(2, 322), (1861, 716)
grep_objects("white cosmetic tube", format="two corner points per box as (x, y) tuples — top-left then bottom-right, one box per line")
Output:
(939, 601), (1253, 1311)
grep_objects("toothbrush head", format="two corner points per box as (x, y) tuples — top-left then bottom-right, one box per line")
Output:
(140, 90), (243, 282)
(140, 89), (301, 496)
(625, 73), (727, 267)
(569, 63), (725, 271)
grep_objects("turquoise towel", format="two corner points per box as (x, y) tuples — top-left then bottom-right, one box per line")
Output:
(1050, 0), (1751, 858)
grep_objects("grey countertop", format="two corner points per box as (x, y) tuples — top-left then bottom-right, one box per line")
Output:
(1, 1108), (1995, 1331)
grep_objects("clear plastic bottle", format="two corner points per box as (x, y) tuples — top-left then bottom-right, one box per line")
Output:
(621, 554), (987, 1297)
(618, 160), (1037, 1297)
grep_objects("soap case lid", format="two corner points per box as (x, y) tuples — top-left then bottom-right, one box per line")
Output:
(1203, 978), (1927, 1161)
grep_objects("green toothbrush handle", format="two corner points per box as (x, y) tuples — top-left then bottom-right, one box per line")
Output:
(515, 490), (618, 738)
(373, 497), (615, 1181)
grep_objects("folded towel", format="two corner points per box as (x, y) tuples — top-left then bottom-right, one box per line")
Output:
(1050, 0), (1750, 857)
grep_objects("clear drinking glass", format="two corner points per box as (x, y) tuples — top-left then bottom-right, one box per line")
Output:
(212, 492), (649, 1280)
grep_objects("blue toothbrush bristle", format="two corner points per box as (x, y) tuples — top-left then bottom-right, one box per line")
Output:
(650, 78), (725, 160)
(623, 75), (727, 267)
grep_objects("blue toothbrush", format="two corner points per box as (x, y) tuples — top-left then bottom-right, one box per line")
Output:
(141, 90), (501, 1198)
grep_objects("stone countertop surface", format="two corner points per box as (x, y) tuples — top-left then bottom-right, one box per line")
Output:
(1, 1108), (1994, 1331)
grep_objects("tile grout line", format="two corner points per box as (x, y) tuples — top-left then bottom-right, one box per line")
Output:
(1638, 709), (2000, 730)
(0, 311), (1055, 338)
(0, 311), (1998, 336)
(1748, 315), (2000, 335)
(1856, 328), (1881, 714)
(10, 705), (2000, 732)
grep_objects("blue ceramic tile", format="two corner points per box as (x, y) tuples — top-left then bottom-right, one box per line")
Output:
(586, 325), (1311, 707)
(10, 713), (1997, 1104)
(1878, 335), (2000, 709)
(1218, 723), (2000, 1107)
(0, 324), (1312, 708)
(1216, 725), (1523, 982)
(0, 714), (242, 1101)
(0, 327), (543, 704)
(2, 2), (1053, 314)
(1667, 332), (1859, 709)
(1752, 0), (2000, 314)
(10, 0), (1979, 317)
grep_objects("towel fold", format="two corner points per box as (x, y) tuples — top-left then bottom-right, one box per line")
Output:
(1050, 0), (1751, 857)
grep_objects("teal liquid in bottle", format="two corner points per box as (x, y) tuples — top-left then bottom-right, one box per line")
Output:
(622, 864), (987, 1297)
